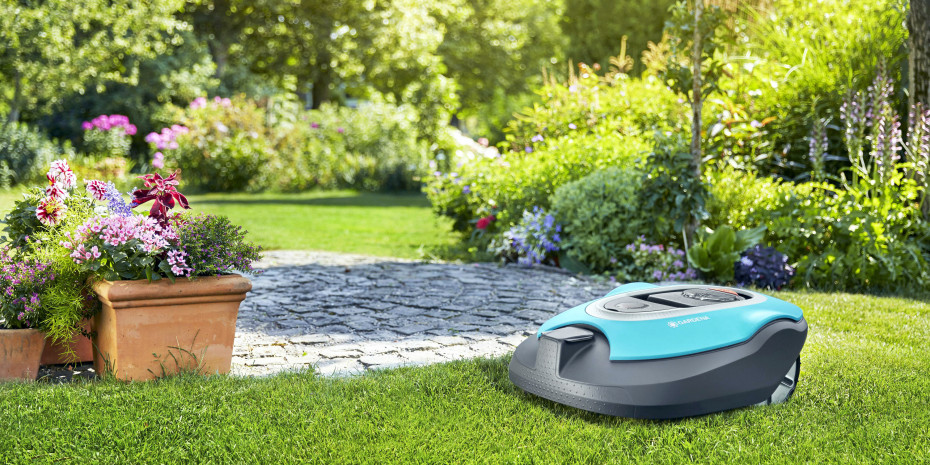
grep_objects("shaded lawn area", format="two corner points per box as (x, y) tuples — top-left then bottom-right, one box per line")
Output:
(1, 290), (928, 463)
(0, 189), (459, 259)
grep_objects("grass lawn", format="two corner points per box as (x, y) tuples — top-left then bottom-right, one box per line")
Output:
(0, 189), (459, 259)
(1, 290), (928, 463)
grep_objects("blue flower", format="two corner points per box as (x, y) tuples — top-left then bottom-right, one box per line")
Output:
(462, 185), (471, 194)
(531, 134), (544, 143)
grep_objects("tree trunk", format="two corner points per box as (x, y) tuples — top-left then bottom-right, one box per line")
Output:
(909, 0), (930, 110)
(208, 39), (229, 80)
(311, 73), (332, 109)
(687, 0), (704, 243)
(691, 0), (703, 177)
(6, 71), (22, 124)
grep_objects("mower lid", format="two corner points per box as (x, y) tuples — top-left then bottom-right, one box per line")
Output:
(536, 283), (804, 361)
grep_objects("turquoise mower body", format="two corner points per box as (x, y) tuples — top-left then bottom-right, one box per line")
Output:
(508, 283), (807, 419)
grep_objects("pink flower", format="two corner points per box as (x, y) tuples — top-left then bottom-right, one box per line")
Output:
(311, 122), (320, 129)
(152, 152), (165, 169)
(337, 127), (345, 134)
(476, 217), (491, 230)
(36, 198), (67, 226)
(82, 121), (93, 131)
(85, 180), (108, 201)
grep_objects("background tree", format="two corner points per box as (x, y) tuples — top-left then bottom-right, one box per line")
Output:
(560, 0), (675, 73)
(910, 0), (930, 109)
(0, 0), (185, 123)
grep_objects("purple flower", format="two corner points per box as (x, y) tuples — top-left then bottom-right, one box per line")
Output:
(568, 123), (577, 130)
(462, 185), (471, 194)
(531, 134), (544, 143)
(152, 152), (165, 169)
(311, 122), (320, 129)
(524, 146), (533, 153)
(337, 127), (345, 134)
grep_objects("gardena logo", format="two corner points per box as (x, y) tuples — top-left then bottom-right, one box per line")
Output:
(667, 316), (710, 328)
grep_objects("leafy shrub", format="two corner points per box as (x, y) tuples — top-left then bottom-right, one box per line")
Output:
(503, 66), (684, 151)
(81, 114), (136, 158)
(687, 225), (766, 283)
(639, 132), (707, 239)
(275, 101), (430, 192)
(0, 122), (73, 187)
(614, 236), (696, 283)
(735, 245), (795, 290)
(426, 131), (650, 238)
(161, 96), (276, 192)
(487, 207), (561, 266)
(550, 166), (652, 273)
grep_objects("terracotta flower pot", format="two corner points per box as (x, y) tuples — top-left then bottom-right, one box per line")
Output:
(40, 319), (94, 365)
(91, 274), (251, 381)
(0, 328), (45, 381)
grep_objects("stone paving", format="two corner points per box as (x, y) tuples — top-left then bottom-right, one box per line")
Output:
(232, 250), (613, 377)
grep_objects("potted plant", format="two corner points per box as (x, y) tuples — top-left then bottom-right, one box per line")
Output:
(63, 170), (262, 380)
(0, 249), (57, 381)
(2, 160), (261, 381)
(1, 160), (100, 373)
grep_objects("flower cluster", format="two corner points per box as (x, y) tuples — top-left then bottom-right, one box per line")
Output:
(0, 248), (55, 329)
(86, 180), (131, 217)
(840, 88), (869, 177)
(734, 245), (795, 290)
(190, 96), (232, 110)
(617, 236), (697, 282)
(869, 70), (902, 185)
(82, 114), (138, 135)
(906, 103), (930, 189)
(61, 215), (190, 280)
(172, 213), (262, 276)
(808, 119), (828, 179)
(488, 207), (561, 267)
(145, 125), (190, 151)
(36, 160), (77, 226)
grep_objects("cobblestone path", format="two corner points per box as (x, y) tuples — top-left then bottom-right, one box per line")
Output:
(232, 251), (613, 376)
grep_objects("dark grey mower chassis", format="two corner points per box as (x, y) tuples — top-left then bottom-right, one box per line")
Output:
(509, 318), (807, 419)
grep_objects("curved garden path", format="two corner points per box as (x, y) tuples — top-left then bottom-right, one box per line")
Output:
(233, 250), (613, 376)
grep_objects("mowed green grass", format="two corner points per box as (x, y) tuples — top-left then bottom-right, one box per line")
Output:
(1, 290), (928, 463)
(0, 189), (459, 259)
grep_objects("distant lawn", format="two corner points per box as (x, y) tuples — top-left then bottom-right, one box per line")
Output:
(1, 290), (928, 463)
(0, 189), (459, 259)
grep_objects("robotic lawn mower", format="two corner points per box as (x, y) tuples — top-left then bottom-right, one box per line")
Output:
(509, 283), (807, 419)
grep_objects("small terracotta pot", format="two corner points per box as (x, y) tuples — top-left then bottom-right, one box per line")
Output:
(0, 328), (45, 381)
(40, 319), (94, 365)
(91, 274), (251, 381)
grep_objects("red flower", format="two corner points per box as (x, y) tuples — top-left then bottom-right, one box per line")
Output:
(130, 170), (190, 225)
(476, 217), (491, 230)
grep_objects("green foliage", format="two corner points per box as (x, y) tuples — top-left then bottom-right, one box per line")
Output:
(163, 97), (275, 192)
(0, 0), (186, 122)
(687, 224), (766, 282)
(425, 131), (650, 238)
(740, 0), (908, 177)
(705, 166), (930, 291)
(560, 0), (674, 74)
(659, 1), (732, 101)
(174, 213), (262, 276)
(639, 133), (707, 237)
(550, 167), (648, 273)
(0, 123), (73, 187)
(504, 67), (684, 151)
(275, 101), (430, 192)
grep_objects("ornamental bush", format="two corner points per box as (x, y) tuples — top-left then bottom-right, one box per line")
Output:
(275, 101), (430, 192)
(550, 167), (653, 273)
(425, 130), (650, 236)
(160, 96), (276, 192)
